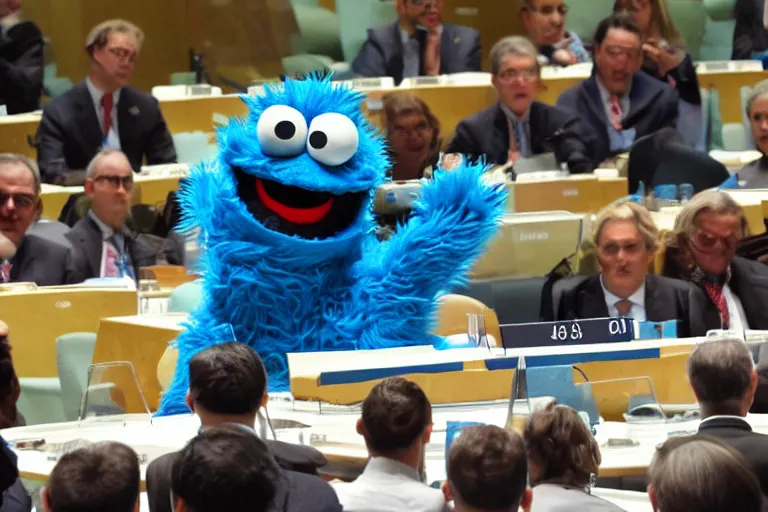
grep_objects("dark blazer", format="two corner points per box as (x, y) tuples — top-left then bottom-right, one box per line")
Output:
(444, 102), (596, 173)
(351, 22), (481, 85)
(36, 81), (177, 184)
(0, 20), (43, 115)
(698, 416), (768, 497)
(9, 233), (80, 286)
(65, 214), (158, 282)
(543, 274), (710, 338)
(556, 72), (678, 165)
(732, 0), (768, 59)
(643, 52), (701, 106)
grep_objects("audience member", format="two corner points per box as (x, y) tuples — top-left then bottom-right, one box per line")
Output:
(171, 426), (278, 512)
(663, 190), (768, 333)
(557, 14), (678, 166)
(334, 377), (445, 512)
(0, 429), (19, 511)
(520, 0), (590, 66)
(382, 92), (440, 181)
(146, 342), (338, 512)
(648, 436), (763, 512)
(352, 0), (481, 85)
(688, 337), (768, 494)
(0, 154), (78, 286)
(0, 0), (42, 115)
(445, 36), (594, 173)
(544, 201), (710, 337)
(36, 19), (176, 184)
(443, 425), (531, 512)
(40, 441), (140, 512)
(732, 0), (768, 60)
(738, 79), (768, 188)
(66, 150), (159, 282)
(524, 403), (621, 511)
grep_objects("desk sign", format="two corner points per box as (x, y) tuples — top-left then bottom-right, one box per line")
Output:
(500, 317), (635, 349)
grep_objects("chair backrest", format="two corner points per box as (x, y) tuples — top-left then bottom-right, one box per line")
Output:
(628, 127), (685, 194)
(565, 0), (614, 44)
(169, 280), (204, 313)
(703, 0), (737, 21)
(336, 0), (398, 62)
(668, 0), (709, 60)
(56, 332), (98, 422)
(27, 220), (72, 248)
(434, 294), (502, 346)
(651, 143), (730, 192)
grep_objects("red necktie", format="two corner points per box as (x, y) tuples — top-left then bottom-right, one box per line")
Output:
(703, 281), (730, 329)
(610, 96), (623, 131)
(102, 93), (113, 136)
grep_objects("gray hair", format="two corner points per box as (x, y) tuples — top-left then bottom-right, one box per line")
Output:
(688, 337), (754, 407)
(592, 201), (660, 252)
(85, 19), (144, 55)
(665, 190), (748, 254)
(86, 149), (130, 179)
(747, 79), (768, 117)
(489, 36), (540, 75)
(0, 153), (41, 195)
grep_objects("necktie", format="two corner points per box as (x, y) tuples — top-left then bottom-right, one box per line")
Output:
(702, 281), (730, 329)
(610, 96), (623, 131)
(615, 299), (633, 317)
(0, 260), (10, 283)
(423, 32), (441, 76)
(507, 118), (521, 164)
(103, 237), (122, 278)
(102, 93), (113, 136)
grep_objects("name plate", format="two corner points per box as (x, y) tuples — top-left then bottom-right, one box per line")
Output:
(500, 317), (635, 349)
(353, 77), (385, 89)
(187, 84), (214, 97)
(411, 76), (441, 86)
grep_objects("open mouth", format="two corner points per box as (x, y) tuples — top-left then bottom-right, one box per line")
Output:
(233, 166), (367, 240)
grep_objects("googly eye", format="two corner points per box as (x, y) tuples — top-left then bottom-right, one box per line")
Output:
(256, 105), (308, 157)
(306, 113), (359, 167)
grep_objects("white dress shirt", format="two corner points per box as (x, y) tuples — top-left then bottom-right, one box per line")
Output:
(600, 274), (647, 321)
(333, 457), (447, 512)
(723, 283), (750, 333)
(85, 77), (122, 149)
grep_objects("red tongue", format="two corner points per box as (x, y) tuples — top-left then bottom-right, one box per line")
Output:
(255, 179), (334, 225)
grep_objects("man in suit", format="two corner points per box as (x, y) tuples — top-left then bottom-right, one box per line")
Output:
(544, 202), (711, 338)
(333, 377), (446, 512)
(445, 36), (594, 174)
(66, 150), (157, 282)
(351, 0), (481, 85)
(733, 0), (768, 60)
(146, 342), (339, 512)
(36, 19), (176, 184)
(520, 0), (590, 66)
(0, 0), (42, 115)
(0, 153), (79, 286)
(557, 14), (678, 166)
(689, 338), (768, 496)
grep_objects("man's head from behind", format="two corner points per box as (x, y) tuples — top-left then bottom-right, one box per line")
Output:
(396, 0), (444, 32)
(186, 342), (268, 426)
(85, 149), (133, 231)
(171, 426), (279, 512)
(85, 19), (144, 91)
(41, 441), (140, 512)
(0, 154), (41, 248)
(687, 338), (757, 417)
(593, 14), (643, 96)
(445, 425), (531, 512)
(357, 377), (432, 458)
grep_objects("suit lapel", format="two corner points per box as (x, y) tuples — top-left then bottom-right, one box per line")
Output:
(390, 22), (405, 85)
(491, 106), (510, 164)
(74, 82), (105, 155)
(577, 276), (610, 318)
(624, 73), (659, 127)
(731, 258), (768, 329)
(643, 275), (663, 322)
(117, 89), (140, 169)
(439, 24), (454, 74)
(78, 217), (104, 278)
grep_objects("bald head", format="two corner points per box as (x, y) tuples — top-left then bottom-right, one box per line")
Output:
(85, 149), (134, 230)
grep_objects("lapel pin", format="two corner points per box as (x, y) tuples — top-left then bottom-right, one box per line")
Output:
(454, 36), (461, 45)
(129, 106), (140, 116)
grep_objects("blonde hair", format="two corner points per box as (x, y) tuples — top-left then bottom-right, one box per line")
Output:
(592, 201), (660, 252)
(614, 0), (684, 48)
(665, 190), (748, 254)
(85, 19), (144, 55)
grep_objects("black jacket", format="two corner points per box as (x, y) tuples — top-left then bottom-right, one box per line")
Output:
(9, 233), (80, 286)
(0, 20), (43, 115)
(642, 52), (701, 106)
(732, 0), (768, 59)
(444, 102), (595, 173)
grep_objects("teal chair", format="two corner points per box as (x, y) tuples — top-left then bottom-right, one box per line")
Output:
(169, 280), (204, 313)
(565, 0), (614, 44)
(336, 0), (398, 63)
(701, 0), (737, 60)
(57, 332), (98, 421)
(17, 378), (65, 425)
(668, 0), (709, 60)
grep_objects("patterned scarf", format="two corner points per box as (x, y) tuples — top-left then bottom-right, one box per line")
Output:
(691, 266), (731, 329)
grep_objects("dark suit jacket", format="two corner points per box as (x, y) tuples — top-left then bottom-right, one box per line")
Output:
(556, 72), (678, 165)
(733, 0), (768, 59)
(351, 22), (481, 85)
(643, 52), (701, 106)
(698, 416), (768, 497)
(0, 20), (43, 115)
(36, 81), (177, 184)
(9, 233), (80, 286)
(444, 102), (595, 173)
(65, 214), (158, 281)
(543, 274), (710, 338)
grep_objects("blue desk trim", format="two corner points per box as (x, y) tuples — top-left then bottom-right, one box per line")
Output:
(318, 362), (465, 386)
(483, 348), (661, 371)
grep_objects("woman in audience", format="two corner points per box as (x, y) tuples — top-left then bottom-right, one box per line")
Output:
(739, 79), (768, 188)
(382, 92), (441, 182)
(648, 436), (764, 512)
(614, 0), (702, 148)
(524, 403), (623, 511)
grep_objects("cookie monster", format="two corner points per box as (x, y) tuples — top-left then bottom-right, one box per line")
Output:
(156, 75), (507, 416)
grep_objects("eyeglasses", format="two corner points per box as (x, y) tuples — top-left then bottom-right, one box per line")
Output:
(497, 67), (538, 83)
(0, 192), (36, 209)
(93, 175), (134, 190)
(529, 4), (568, 16)
(391, 122), (432, 138)
(107, 47), (137, 63)
(690, 227), (740, 252)
(603, 45), (643, 59)
(597, 241), (645, 257)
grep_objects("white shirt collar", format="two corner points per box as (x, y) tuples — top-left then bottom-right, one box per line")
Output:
(85, 77), (122, 108)
(600, 274), (646, 309)
(0, 12), (20, 31)
(699, 415), (749, 426)
(500, 102), (530, 123)
(88, 209), (125, 241)
(595, 75), (630, 104)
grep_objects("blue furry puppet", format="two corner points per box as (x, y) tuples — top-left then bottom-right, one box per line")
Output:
(156, 75), (507, 416)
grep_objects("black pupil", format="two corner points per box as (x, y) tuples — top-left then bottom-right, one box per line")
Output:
(275, 121), (296, 140)
(309, 131), (328, 150)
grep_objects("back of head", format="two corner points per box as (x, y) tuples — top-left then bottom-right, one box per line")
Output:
(47, 441), (139, 512)
(447, 425), (528, 511)
(188, 341), (267, 415)
(361, 377), (432, 454)
(687, 338), (755, 413)
(171, 426), (279, 512)
(649, 436), (763, 512)
(524, 403), (601, 487)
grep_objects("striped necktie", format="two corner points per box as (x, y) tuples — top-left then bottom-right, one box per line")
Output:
(610, 96), (623, 131)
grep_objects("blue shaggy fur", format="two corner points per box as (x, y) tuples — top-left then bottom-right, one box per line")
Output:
(156, 75), (507, 416)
